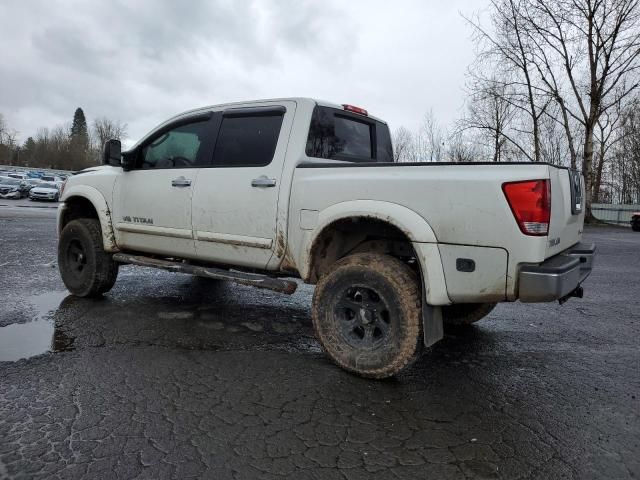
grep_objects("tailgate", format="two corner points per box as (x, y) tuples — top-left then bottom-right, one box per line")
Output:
(546, 167), (585, 258)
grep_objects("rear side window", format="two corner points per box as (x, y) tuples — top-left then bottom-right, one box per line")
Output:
(305, 106), (393, 162)
(212, 114), (284, 167)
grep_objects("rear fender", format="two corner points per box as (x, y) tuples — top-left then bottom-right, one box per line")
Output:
(297, 200), (449, 305)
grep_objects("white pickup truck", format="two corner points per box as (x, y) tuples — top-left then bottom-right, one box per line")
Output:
(56, 98), (595, 378)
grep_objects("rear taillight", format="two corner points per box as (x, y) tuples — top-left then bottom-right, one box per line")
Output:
(502, 179), (551, 236)
(60, 180), (67, 197)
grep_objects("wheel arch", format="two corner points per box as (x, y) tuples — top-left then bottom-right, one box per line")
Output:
(298, 200), (432, 274)
(58, 185), (118, 252)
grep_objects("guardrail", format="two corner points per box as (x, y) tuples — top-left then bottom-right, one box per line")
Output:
(592, 204), (639, 226)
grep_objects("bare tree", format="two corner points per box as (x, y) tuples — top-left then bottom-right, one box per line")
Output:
(0, 113), (6, 142)
(610, 96), (640, 203)
(420, 110), (445, 162)
(593, 100), (625, 201)
(393, 110), (447, 163)
(466, 0), (640, 217)
(538, 105), (572, 165)
(0, 113), (19, 165)
(92, 117), (128, 149)
(466, 0), (550, 162)
(524, 0), (640, 214)
(458, 80), (520, 161)
(89, 117), (128, 165)
(447, 131), (479, 162)
(392, 126), (414, 162)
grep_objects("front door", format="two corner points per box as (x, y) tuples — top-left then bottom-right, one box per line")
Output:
(192, 103), (294, 269)
(112, 116), (216, 258)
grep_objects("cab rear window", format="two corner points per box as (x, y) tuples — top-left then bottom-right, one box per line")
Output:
(305, 106), (393, 163)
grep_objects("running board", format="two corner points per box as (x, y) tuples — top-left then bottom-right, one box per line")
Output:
(112, 253), (298, 295)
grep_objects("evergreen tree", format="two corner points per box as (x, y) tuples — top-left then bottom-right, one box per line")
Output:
(70, 108), (88, 148)
(22, 137), (36, 166)
(69, 107), (89, 169)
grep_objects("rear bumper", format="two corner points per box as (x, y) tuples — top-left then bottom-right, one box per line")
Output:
(518, 242), (596, 302)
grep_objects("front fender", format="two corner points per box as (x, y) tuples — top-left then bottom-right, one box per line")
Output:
(58, 185), (118, 252)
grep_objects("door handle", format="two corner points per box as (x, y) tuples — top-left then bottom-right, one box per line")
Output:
(171, 176), (192, 187)
(251, 175), (277, 188)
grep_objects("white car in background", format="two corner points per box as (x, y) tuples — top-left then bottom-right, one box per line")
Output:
(24, 178), (43, 190)
(7, 172), (29, 181)
(29, 182), (60, 202)
(40, 175), (65, 186)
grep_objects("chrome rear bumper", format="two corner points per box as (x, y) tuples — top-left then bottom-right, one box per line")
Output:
(518, 242), (596, 302)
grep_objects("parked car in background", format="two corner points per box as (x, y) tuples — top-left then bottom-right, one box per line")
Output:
(632, 212), (640, 232)
(7, 172), (28, 181)
(24, 178), (43, 188)
(0, 176), (28, 199)
(40, 175), (64, 185)
(29, 182), (60, 202)
(18, 180), (33, 197)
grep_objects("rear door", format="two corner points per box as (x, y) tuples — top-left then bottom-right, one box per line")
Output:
(112, 114), (216, 258)
(191, 102), (295, 269)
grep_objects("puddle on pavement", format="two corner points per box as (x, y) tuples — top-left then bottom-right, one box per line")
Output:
(0, 290), (74, 362)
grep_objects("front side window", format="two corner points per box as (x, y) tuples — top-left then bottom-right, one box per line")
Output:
(212, 114), (284, 167)
(141, 121), (210, 169)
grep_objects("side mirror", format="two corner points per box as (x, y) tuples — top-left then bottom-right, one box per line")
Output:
(103, 139), (122, 166)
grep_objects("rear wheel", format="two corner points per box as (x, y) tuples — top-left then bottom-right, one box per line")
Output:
(312, 253), (422, 379)
(58, 218), (119, 297)
(442, 302), (497, 326)
(632, 218), (640, 232)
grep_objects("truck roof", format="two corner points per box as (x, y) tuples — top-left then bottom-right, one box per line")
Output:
(126, 97), (388, 153)
(165, 97), (387, 126)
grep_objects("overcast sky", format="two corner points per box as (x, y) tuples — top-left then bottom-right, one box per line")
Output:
(0, 0), (489, 146)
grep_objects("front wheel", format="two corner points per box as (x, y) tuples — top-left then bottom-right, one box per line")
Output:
(58, 218), (119, 297)
(312, 253), (422, 379)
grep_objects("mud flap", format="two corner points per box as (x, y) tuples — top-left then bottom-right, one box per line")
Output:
(422, 288), (444, 347)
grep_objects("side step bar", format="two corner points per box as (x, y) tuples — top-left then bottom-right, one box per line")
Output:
(112, 253), (298, 295)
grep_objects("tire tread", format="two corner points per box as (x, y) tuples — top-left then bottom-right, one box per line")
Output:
(312, 253), (422, 379)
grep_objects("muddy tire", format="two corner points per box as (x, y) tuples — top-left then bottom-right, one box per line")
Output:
(58, 218), (119, 297)
(442, 302), (497, 326)
(312, 253), (422, 379)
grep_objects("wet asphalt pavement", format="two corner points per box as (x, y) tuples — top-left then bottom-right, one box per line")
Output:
(0, 203), (638, 479)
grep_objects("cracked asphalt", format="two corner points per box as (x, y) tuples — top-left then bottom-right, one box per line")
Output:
(0, 204), (638, 479)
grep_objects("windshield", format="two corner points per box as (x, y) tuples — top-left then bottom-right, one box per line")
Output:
(0, 177), (21, 185)
(39, 182), (58, 189)
(306, 106), (393, 163)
